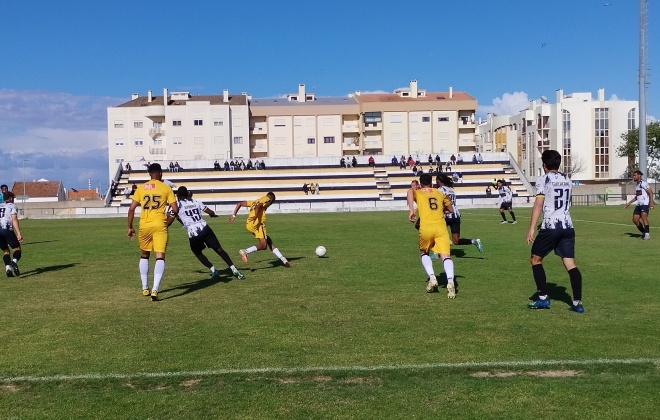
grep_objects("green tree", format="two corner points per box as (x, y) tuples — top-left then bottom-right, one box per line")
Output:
(617, 121), (660, 178)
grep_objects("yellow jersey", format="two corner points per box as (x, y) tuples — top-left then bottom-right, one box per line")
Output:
(413, 188), (451, 226)
(246, 195), (272, 224)
(132, 180), (176, 227)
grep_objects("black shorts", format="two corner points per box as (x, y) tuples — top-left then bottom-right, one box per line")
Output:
(531, 228), (575, 259)
(633, 205), (649, 215)
(189, 225), (221, 254)
(0, 229), (20, 250)
(500, 202), (513, 211)
(445, 216), (461, 235)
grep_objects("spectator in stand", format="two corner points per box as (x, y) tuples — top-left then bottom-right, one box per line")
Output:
(428, 154), (434, 165)
(302, 183), (309, 195)
(174, 162), (181, 172)
(247, 159), (254, 170)
(415, 157), (421, 166)
(438, 161), (443, 172)
(169, 162), (175, 172)
(486, 186), (492, 197)
(452, 172), (459, 183)
(407, 156), (415, 167)
(412, 165), (418, 176)
(310, 183), (316, 194)
(315, 183), (320, 195)
(131, 183), (138, 195)
(340, 157), (346, 168)
(229, 160), (235, 171)
(123, 186), (132, 199)
(391, 155), (398, 166)
(260, 160), (266, 170)
(428, 166), (434, 174)
(450, 154), (457, 166)
(401, 155), (406, 166)
(351, 156), (358, 168)
(223, 160), (230, 171)
(214, 160), (221, 171)
(477, 153), (483, 164)
(457, 153), (464, 164)
(399, 159), (406, 170)
(239, 159), (245, 170)
(125, 162), (132, 171)
(458, 172), (463, 183)
(435, 154), (441, 165)
(472, 154), (478, 164)
(368, 155), (375, 167)
(445, 162), (452, 173)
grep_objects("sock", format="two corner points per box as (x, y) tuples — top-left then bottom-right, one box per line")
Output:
(210, 265), (216, 273)
(230, 264), (237, 273)
(272, 248), (287, 262)
(457, 238), (473, 246)
(500, 212), (507, 222)
(2, 254), (10, 265)
(443, 258), (455, 286)
(637, 222), (645, 233)
(645, 224), (650, 234)
(12, 250), (21, 262)
(421, 254), (434, 277)
(246, 246), (258, 254)
(510, 211), (517, 221)
(532, 264), (549, 297)
(153, 258), (165, 292)
(568, 267), (582, 302)
(139, 257), (149, 290)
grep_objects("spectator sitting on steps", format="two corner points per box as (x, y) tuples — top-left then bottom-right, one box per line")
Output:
(477, 153), (483, 164)
(340, 157), (346, 168)
(310, 183), (316, 194)
(486, 185), (492, 197)
(450, 154), (456, 165)
(352, 156), (358, 168)
(472, 154), (478, 164)
(368, 155), (375, 167)
(391, 156), (398, 166)
(303, 183), (309, 195)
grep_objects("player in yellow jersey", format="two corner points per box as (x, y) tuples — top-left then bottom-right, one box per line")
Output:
(407, 173), (457, 298)
(229, 191), (291, 268)
(127, 163), (179, 301)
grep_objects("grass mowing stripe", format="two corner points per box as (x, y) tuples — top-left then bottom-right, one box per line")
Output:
(3, 357), (659, 383)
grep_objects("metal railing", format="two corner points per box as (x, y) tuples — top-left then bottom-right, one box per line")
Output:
(571, 194), (626, 206)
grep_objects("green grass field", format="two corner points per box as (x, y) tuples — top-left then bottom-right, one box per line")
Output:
(1, 206), (659, 419)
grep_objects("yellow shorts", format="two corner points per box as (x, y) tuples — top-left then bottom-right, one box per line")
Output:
(138, 224), (169, 253)
(418, 223), (450, 256)
(246, 222), (267, 240)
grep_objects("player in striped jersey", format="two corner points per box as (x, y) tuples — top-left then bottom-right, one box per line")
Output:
(496, 180), (517, 224)
(0, 192), (23, 277)
(526, 150), (583, 313)
(624, 170), (654, 240)
(435, 173), (483, 253)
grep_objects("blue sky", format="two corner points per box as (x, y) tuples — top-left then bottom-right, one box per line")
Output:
(0, 0), (656, 190)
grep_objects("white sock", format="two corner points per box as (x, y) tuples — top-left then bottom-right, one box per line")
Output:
(210, 265), (215, 273)
(230, 264), (237, 272)
(572, 300), (581, 306)
(246, 246), (258, 254)
(443, 258), (455, 286)
(272, 248), (286, 261)
(153, 259), (165, 292)
(5, 265), (10, 272)
(421, 254), (434, 277)
(139, 258), (149, 290)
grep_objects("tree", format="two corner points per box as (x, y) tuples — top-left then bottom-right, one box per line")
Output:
(565, 154), (586, 178)
(617, 122), (660, 178)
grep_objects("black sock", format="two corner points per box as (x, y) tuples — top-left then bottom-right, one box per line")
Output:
(532, 264), (548, 297)
(12, 250), (21, 262)
(500, 213), (507, 222)
(456, 238), (473, 246)
(568, 267), (582, 302)
(2, 254), (10, 265)
(645, 224), (650, 234)
(510, 212), (517, 221)
(637, 223), (646, 233)
(194, 252), (213, 269)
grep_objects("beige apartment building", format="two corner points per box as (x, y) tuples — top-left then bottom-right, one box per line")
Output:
(107, 81), (477, 174)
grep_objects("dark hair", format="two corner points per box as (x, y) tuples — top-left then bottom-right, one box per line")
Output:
(147, 163), (162, 174)
(0, 184), (8, 190)
(436, 173), (453, 187)
(176, 186), (189, 199)
(541, 149), (562, 171)
(419, 173), (433, 186)
(267, 191), (276, 201)
(633, 170), (644, 176)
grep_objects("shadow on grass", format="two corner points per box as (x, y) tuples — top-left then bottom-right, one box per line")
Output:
(449, 248), (485, 259)
(529, 282), (573, 306)
(247, 256), (304, 271)
(19, 263), (78, 278)
(432, 273), (464, 295)
(160, 271), (235, 300)
(22, 240), (58, 246)
(625, 232), (644, 239)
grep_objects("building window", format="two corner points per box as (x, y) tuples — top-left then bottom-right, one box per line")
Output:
(274, 118), (286, 127)
(323, 136), (335, 143)
(172, 120), (182, 126)
(364, 112), (382, 123)
(307, 138), (315, 144)
(173, 137), (183, 145)
(422, 116), (430, 122)
(562, 109), (571, 173)
(134, 121), (143, 128)
(409, 114), (419, 123)
(154, 139), (163, 146)
(114, 121), (124, 128)
(437, 116), (449, 122)
(390, 114), (402, 123)
(115, 158), (123, 164)
(628, 108), (636, 131)
(134, 139), (144, 147)
(115, 140), (124, 146)
(214, 118), (223, 126)
(194, 119), (203, 126)
(233, 136), (243, 144)
(594, 108), (610, 178)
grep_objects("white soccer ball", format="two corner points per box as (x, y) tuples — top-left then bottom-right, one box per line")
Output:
(315, 245), (327, 257)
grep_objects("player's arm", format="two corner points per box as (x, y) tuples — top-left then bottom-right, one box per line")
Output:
(442, 196), (454, 215)
(646, 187), (655, 208)
(165, 199), (179, 227)
(624, 195), (637, 208)
(527, 194), (544, 244)
(127, 199), (140, 239)
(203, 207), (218, 218)
(406, 188), (416, 222)
(229, 201), (248, 223)
(11, 214), (22, 242)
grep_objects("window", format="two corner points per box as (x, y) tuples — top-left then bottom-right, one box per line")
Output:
(153, 121), (162, 128)
(562, 110), (571, 173)
(364, 112), (382, 123)
(133, 121), (143, 128)
(115, 139), (124, 146)
(233, 136), (243, 144)
(194, 119), (203, 126)
(437, 116), (449, 122)
(323, 136), (335, 143)
(422, 116), (430, 122)
(274, 118), (286, 127)
(153, 139), (163, 146)
(628, 108), (636, 131)
(294, 117), (303, 127)
(390, 114), (402, 123)
(134, 139), (143, 147)
(172, 120), (182, 126)
(409, 114), (419, 123)
(214, 118), (223, 126)
(114, 121), (124, 128)
(173, 137), (183, 145)
(594, 108), (610, 178)
(307, 138), (315, 144)
(115, 158), (123, 164)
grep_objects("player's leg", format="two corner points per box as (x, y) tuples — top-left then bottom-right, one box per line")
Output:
(632, 210), (645, 235)
(266, 235), (290, 268)
(528, 230), (553, 309)
(137, 228), (152, 296)
(2, 248), (12, 278)
(640, 208), (651, 239)
(557, 229), (583, 313)
(206, 230), (244, 279)
(499, 205), (508, 223)
(9, 246), (21, 276)
(240, 223), (262, 262)
(435, 232), (455, 298)
(508, 205), (517, 223)
(417, 229), (437, 293)
(150, 227), (169, 301)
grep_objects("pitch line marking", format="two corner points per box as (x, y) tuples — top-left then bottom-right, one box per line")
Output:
(2, 357), (658, 383)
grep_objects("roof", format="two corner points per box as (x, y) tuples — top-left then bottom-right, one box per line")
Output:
(250, 97), (358, 107)
(68, 189), (100, 200)
(357, 91), (476, 102)
(117, 94), (248, 107)
(11, 181), (62, 198)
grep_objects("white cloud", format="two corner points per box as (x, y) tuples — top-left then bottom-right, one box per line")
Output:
(0, 89), (122, 190)
(478, 92), (530, 118)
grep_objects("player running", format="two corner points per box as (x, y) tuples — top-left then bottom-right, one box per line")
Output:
(229, 192), (291, 268)
(175, 186), (245, 280)
(0, 192), (23, 277)
(435, 173), (483, 253)
(526, 150), (583, 313)
(624, 170), (654, 240)
(496, 179), (517, 224)
(407, 173), (457, 298)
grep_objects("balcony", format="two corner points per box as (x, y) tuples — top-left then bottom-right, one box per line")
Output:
(363, 122), (382, 131)
(364, 140), (383, 150)
(250, 123), (268, 135)
(149, 147), (166, 155)
(342, 123), (360, 133)
(149, 127), (165, 138)
(251, 139), (268, 153)
(459, 117), (475, 129)
(343, 137), (360, 150)
(144, 105), (165, 117)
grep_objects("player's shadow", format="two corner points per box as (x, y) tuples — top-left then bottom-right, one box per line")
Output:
(249, 256), (305, 271)
(450, 249), (485, 259)
(529, 282), (573, 306)
(625, 232), (644, 239)
(160, 272), (234, 299)
(436, 273), (464, 294)
(22, 240), (58, 246)
(19, 263), (78, 278)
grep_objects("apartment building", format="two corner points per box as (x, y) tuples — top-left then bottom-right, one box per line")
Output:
(476, 88), (637, 181)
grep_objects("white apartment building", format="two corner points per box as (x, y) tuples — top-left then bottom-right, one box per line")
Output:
(107, 81), (477, 174)
(476, 88), (637, 181)
(107, 89), (249, 175)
